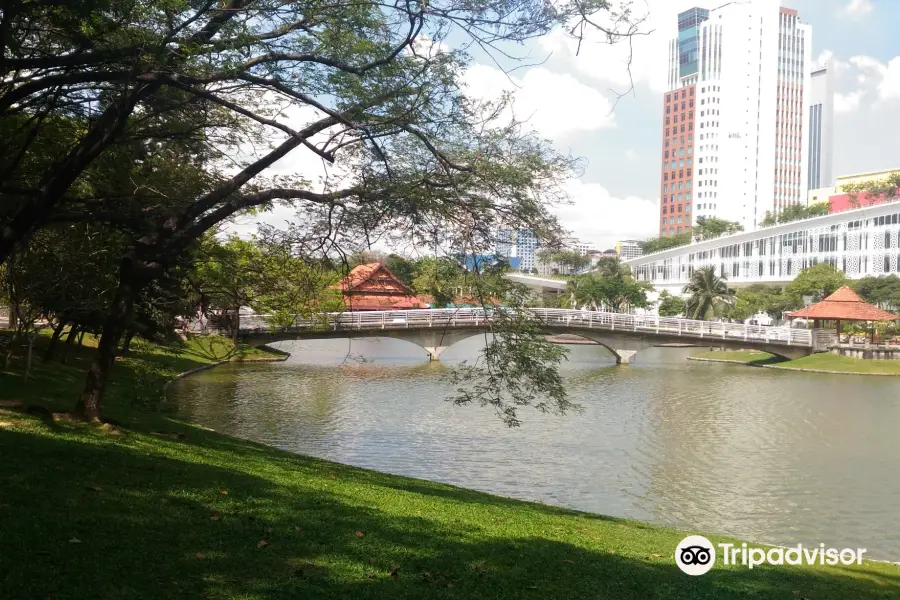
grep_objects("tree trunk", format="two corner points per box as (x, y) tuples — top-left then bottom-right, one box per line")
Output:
(232, 305), (240, 346)
(65, 324), (80, 345)
(43, 320), (66, 362)
(61, 324), (80, 364)
(77, 267), (140, 422)
(77, 331), (85, 347)
(24, 333), (34, 381)
(121, 330), (135, 355)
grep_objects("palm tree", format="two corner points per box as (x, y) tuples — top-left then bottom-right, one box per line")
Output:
(682, 266), (734, 320)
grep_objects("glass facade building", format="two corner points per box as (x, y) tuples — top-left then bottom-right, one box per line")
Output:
(677, 8), (709, 78)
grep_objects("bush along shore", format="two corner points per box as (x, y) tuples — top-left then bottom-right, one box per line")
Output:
(689, 349), (900, 376)
(1, 334), (899, 599)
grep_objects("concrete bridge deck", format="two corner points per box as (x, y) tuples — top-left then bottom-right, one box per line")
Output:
(237, 308), (828, 363)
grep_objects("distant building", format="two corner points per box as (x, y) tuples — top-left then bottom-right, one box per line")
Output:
(659, 2), (813, 235)
(494, 229), (539, 272)
(333, 263), (429, 310)
(462, 254), (521, 272)
(808, 64), (835, 190)
(615, 240), (643, 261)
(807, 168), (900, 212)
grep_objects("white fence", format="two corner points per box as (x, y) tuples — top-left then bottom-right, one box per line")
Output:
(239, 308), (813, 347)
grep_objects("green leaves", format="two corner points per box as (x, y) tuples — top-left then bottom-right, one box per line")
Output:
(785, 263), (849, 303)
(682, 267), (734, 321)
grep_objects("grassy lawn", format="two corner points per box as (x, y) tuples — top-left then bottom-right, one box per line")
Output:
(691, 350), (900, 375)
(689, 351), (779, 365)
(0, 331), (285, 420)
(0, 336), (898, 598)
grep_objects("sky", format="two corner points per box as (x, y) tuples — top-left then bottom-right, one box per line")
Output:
(233, 0), (900, 253)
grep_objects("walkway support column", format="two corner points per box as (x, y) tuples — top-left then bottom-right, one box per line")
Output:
(424, 346), (447, 361)
(615, 350), (638, 365)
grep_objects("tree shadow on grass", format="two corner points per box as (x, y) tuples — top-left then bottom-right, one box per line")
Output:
(1, 422), (898, 600)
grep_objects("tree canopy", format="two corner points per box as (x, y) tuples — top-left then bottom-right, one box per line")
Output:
(682, 267), (734, 320)
(692, 216), (743, 241)
(638, 231), (692, 254)
(760, 203), (830, 227)
(786, 263), (849, 303)
(1, 0), (646, 422)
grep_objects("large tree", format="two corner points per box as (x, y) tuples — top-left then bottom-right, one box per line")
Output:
(786, 263), (849, 303)
(2, 0), (644, 422)
(682, 267), (734, 320)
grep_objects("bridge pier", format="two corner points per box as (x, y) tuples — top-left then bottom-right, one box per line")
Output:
(615, 350), (638, 365)
(424, 346), (448, 361)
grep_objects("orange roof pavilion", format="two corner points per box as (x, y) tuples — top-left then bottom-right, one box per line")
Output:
(789, 286), (897, 340)
(789, 286), (897, 322)
(332, 262), (429, 311)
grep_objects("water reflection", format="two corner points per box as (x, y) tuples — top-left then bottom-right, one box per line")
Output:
(169, 337), (900, 559)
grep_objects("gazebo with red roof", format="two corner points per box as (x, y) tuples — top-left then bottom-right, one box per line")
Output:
(332, 262), (429, 311)
(788, 286), (898, 340)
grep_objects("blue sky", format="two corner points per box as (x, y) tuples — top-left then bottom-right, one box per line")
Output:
(239, 0), (900, 252)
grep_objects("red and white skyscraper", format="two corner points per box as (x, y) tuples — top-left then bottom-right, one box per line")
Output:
(658, 1), (812, 237)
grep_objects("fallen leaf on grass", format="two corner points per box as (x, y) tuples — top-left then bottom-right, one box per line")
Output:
(210, 510), (221, 521)
(219, 490), (228, 495)
(365, 571), (377, 579)
(86, 485), (103, 492)
(68, 538), (81, 544)
(354, 531), (365, 537)
(649, 553), (664, 559)
(470, 561), (488, 573)
(294, 527), (302, 533)
(257, 540), (268, 548)
(562, 559), (575, 564)
(195, 553), (207, 559)
(150, 431), (184, 440)
(389, 565), (400, 579)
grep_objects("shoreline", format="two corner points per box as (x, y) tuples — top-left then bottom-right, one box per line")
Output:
(687, 355), (900, 376)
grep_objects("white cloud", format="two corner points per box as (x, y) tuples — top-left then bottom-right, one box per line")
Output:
(538, 0), (719, 95)
(624, 149), (638, 161)
(834, 90), (865, 113)
(843, 54), (900, 101)
(551, 179), (658, 249)
(462, 64), (616, 137)
(841, 0), (874, 18)
(879, 57), (900, 100)
(849, 55), (886, 73)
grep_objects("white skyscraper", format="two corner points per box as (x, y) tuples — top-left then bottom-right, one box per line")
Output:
(808, 63), (835, 189)
(663, 1), (812, 234)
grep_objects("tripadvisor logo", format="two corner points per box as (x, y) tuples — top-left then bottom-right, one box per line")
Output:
(675, 535), (716, 576)
(675, 535), (868, 575)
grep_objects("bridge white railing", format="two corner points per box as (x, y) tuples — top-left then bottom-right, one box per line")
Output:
(238, 308), (813, 347)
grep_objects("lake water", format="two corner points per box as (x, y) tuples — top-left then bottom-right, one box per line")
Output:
(168, 337), (900, 560)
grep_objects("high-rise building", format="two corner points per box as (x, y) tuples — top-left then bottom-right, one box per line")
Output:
(658, 1), (812, 236)
(494, 229), (540, 272)
(807, 63), (835, 190)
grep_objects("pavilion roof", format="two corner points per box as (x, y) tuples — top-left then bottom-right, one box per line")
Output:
(333, 262), (413, 293)
(789, 286), (898, 321)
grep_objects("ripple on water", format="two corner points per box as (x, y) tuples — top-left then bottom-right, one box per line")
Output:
(169, 342), (900, 560)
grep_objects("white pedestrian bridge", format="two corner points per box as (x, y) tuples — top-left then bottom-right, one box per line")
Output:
(238, 308), (830, 363)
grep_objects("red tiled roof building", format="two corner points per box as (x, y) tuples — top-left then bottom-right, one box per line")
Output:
(333, 262), (429, 311)
(789, 286), (898, 322)
(789, 286), (897, 340)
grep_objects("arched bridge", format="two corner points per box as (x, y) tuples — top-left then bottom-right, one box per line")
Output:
(237, 308), (830, 363)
